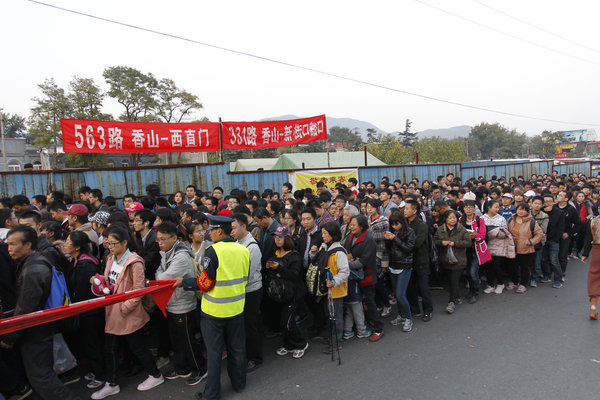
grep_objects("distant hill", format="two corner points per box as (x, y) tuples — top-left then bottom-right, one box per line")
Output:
(260, 115), (471, 141)
(418, 125), (472, 139)
(260, 115), (388, 141)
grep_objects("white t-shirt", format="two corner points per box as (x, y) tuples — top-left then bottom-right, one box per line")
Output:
(108, 249), (131, 286)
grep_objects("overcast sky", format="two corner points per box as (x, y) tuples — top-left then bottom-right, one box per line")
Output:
(2, 0), (600, 136)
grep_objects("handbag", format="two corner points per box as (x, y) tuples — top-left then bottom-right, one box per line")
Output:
(445, 246), (458, 265)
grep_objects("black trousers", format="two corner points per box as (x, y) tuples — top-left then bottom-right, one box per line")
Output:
(407, 267), (433, 314)
(150, 307), (171, 358)
(200, 314), (246, 400)
(559, 236), (571, 274)
(304, 293), (326, 332)
(21, 335), (80, 400)
(446, 269), (462, 302)
(0, 346), (26, 397)
(244, 289), (263, 364)
(510, 253), (534, 286)
(104, 329), (160, 385)
(279, 300), (307, 350)
(168, 309), (206, 374)
(374, 272), (390, 309)
(361, 285), (384, 333)
(486, 256), (508, 287)
(79, 313), (106, 381)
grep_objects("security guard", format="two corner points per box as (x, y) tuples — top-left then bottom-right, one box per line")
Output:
(173, 215), (249, 400)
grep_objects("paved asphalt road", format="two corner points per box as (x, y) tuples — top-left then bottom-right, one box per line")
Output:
(70, 258), (599, 400)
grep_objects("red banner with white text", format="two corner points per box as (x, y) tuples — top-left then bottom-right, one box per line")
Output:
(61, 119), (221, 153)
(222, 115), (327, 149)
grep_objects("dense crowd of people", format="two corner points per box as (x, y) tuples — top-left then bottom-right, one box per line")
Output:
(1, 170), (599, 400)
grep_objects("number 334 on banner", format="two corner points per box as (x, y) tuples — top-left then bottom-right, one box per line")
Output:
(61, 119), (221, 153)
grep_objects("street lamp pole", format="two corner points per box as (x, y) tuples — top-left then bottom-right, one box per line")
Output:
(0, 108), (6, 172)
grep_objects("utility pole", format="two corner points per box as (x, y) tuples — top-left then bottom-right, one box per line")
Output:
(52, 114), (58, 169)
(0, 108), (6, 171)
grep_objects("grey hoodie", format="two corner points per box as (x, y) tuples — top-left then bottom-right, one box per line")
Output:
(156, 241), (197, 314)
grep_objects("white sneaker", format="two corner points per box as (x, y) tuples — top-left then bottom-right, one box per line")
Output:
(483, 286), (495, 294)
(87, 379), (105, 389)
(494, 284), (505, 295)
(380, 306), (392, 317)
(91, 383), (120, 400)
(137, 374), (164, 391)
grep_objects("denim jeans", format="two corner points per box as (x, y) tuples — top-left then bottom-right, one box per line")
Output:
(531, 247), (543, 282)
(200, 314), (246, 400)
(390, 270), (412, 320)
(465, 250), (481, 293)
(326, 298), (344, 347)
(541, 240), (563, 283)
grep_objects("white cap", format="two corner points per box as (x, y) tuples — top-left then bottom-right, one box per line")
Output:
(502, 193), (514, 199)
(463, 192), (476, 201)
(524, 190), (536, 197)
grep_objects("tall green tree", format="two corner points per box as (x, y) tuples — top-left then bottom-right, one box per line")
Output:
(400, 119), (417, 146)
(1, 112), (27, 138)
(155, 78), (203, 123)
(366, 128), (377, 141)
(28, 78), (72, 147)
(103, 66), (158, 122)
(68, 77), (112, 120)
(529, 130), (566, 158)
(468, 122), (527, 160)
(327, 126), (363, 150)
(367, 134), (469, 164)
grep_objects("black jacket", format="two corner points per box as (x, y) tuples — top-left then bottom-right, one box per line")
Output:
(297, 227), (323, 270)
(37, 235), (71, 285)
(545, 206), (566, 243)
(0, 243), (16, 316)
(136, 230), (161, 280)
(558, 203), (579, 237)
(69, 254), (101, 304)
(344, 231), (377, 286)
(267, 250), (305, 300)
(259, 220), (282, 268)
(409, 217), (430, 270)
(385, 228), (416, 269)
(1, 253), (54, 346)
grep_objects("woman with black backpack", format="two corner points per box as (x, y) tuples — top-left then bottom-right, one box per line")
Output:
(266, 226), (309, 359)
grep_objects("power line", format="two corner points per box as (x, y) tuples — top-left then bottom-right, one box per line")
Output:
(25, 0), (600, 127)
(472, 0), (600, 56)
(413, 0), (600, 66)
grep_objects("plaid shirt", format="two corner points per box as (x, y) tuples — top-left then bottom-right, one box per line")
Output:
(368, 215), (389, 269)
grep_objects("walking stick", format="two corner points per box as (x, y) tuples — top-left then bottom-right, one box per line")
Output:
(327, 269), (341, 365)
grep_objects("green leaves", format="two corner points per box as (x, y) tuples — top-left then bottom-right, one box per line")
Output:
(367, 134), (469, 164)
(467, 122), (527, 160)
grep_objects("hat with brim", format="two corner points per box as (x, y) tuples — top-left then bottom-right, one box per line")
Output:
(206, 214), (234, 231)
(271, 225), (291, 238)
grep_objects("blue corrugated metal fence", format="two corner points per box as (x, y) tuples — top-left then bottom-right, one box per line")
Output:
(0, 160), (589, 199)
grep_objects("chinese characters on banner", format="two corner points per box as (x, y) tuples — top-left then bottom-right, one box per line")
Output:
(60, 119), (221, 153)
(61, 115), (328, 153)
(295, 169), (358, 192)
(222, 115), (327, 149)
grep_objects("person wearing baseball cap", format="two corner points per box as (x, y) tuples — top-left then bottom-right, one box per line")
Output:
(499, 193), (516, 222)
(173, 213), (250, 400)
(63, 203), (99, 251)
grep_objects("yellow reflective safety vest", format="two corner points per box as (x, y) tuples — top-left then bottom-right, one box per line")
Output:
(201, 241), (250, 318)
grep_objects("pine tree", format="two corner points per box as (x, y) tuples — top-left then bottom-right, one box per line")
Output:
(400, 119), (417, 146)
